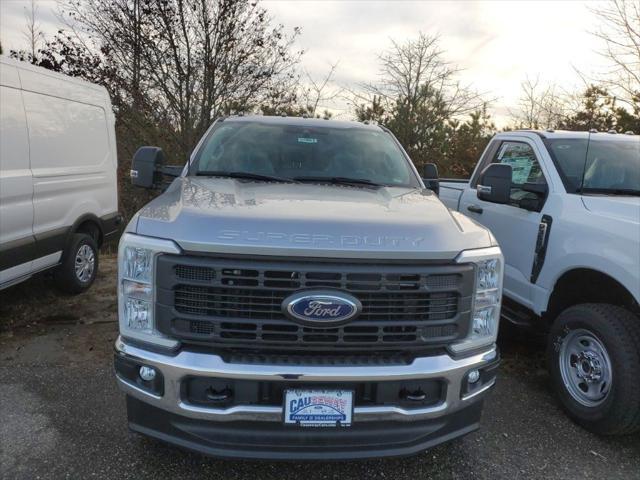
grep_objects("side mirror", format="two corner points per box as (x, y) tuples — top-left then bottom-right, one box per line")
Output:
(522, 182), (548, 196)
(421, 163), (439, 196)
(518, 196), (542, 212)
(131, 146), (183, 189)
(519, 182), (548, 212)
(131, 146), (165, 189)
(477, 163), (512, 204)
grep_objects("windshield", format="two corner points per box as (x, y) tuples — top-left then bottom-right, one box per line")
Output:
(546, 136), (640, 194)
(190, 120), (418, 187)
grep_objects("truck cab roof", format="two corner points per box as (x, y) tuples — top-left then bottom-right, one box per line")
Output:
(221, 115), (384, 131)
(501, 129), (637, 141)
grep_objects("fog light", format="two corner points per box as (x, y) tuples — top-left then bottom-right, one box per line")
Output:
(139, 365), (156, 381)
(468, 369), (481, 384)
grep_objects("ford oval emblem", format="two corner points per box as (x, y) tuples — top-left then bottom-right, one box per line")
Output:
(282, 290), (362, 327)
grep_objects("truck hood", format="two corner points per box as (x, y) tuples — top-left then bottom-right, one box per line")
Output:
(581, 196), (640, 224)
(133, 177), (492, 260)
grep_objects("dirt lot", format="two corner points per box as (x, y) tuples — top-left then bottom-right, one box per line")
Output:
(1, 254), (639, 479)
(0, 254), (118, 334)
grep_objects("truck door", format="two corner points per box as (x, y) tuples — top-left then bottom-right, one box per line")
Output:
(0, 66), (34, 284)
(459, 138), (548, 308)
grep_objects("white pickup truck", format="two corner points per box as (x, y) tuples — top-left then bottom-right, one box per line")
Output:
(437, 130), (640, 435)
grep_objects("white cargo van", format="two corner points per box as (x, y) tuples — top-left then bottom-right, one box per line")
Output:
(0, 57), (121, 292)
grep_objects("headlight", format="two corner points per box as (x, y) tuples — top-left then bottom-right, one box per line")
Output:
(118, 233), (181, 348)
(451, 246), (503, 354)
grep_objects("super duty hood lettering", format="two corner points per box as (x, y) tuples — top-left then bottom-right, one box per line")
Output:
(216, 230), (425, 248)
(135, 177), (491, 259)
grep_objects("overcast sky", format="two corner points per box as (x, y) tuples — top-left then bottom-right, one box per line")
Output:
(0, 0), (611, 125)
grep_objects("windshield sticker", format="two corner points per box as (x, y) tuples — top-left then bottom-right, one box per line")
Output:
(298, 137), (318, 144)
(501, 156), (533, 184)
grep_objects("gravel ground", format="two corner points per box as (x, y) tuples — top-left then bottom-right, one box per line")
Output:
(1, 255), (639, 479)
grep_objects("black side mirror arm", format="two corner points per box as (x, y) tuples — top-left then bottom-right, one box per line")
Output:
(159, 165), (184, 177)
(518, 196), (543, 212)
(519, 182), (548, 211)
(521, 182), (548, 196)
(421, 163), (440, 196)
(131, 146), (184, 189)
(423, 179), (440, 196)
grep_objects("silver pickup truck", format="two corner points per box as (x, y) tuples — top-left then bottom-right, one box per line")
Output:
(114, 116), (503, 460)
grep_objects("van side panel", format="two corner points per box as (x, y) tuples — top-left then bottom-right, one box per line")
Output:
(0, 57), (119, 289)
(18, 64), (107, 106)
(0, 82), (35, 279)
(21, 87), (117, 252)
(0, 61), (22, 88)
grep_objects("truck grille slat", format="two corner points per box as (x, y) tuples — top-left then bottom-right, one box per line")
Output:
(173, 285), (459, 321)
(156, 255), (474, 353)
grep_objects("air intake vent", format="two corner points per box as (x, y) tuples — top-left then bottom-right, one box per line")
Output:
(176, 265), (215, 282)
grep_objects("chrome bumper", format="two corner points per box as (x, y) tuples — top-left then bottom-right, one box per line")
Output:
(114, 336), (497, 423)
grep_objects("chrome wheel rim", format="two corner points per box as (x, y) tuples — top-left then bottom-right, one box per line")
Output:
(74, 244), (95, 283)
(559, 328), (612, 407)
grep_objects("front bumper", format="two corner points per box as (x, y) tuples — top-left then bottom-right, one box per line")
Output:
(114, 337), (499, 459)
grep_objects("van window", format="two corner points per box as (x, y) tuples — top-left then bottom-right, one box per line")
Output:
(0, 85), (32, 248)
(0, 86), (29, 172)
(22, 92), (110, 172)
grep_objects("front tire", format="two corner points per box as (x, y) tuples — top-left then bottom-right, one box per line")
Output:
(547, 303), (640, 435)
(54, 233), (99, 294)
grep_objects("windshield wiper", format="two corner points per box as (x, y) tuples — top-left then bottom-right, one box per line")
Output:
(581, 187), (640, 197)
(195, 171), (296, 183)
(293, 176), (384, 187)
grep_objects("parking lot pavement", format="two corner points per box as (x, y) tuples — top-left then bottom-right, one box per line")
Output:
(1, 256), (639, 480)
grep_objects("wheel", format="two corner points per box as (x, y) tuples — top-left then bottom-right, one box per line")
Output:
(54, 233), (99, 294)
(547, 303), (640, 435)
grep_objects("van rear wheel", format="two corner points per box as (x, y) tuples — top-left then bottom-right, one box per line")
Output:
(55, 233), (99, 294)
(547, 303), (640, 435)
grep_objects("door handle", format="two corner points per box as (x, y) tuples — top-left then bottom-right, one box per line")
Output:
(467, 204), (483, 214)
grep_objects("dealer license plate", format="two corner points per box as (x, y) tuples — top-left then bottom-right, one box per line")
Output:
(284, 389), (353, 427)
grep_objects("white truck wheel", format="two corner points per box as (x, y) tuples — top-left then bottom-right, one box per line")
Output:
(547, 303), (640, 435)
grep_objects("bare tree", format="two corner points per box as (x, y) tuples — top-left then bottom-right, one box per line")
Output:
(259, 61), (343, 118)
(301, 61), (342, 118)
(15, 0), (302, 220)
(355, 33), (486, 121)
(23, 0), (44, 63)
(590, 0), (640, 107)
(56, 0), (302, 156)
(509, 75), (570, 129)
(350, 33), (489, 171)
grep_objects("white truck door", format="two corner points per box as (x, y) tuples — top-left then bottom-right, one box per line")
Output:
(0, 67), (35, 284)
(459, 138), (548, 308)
